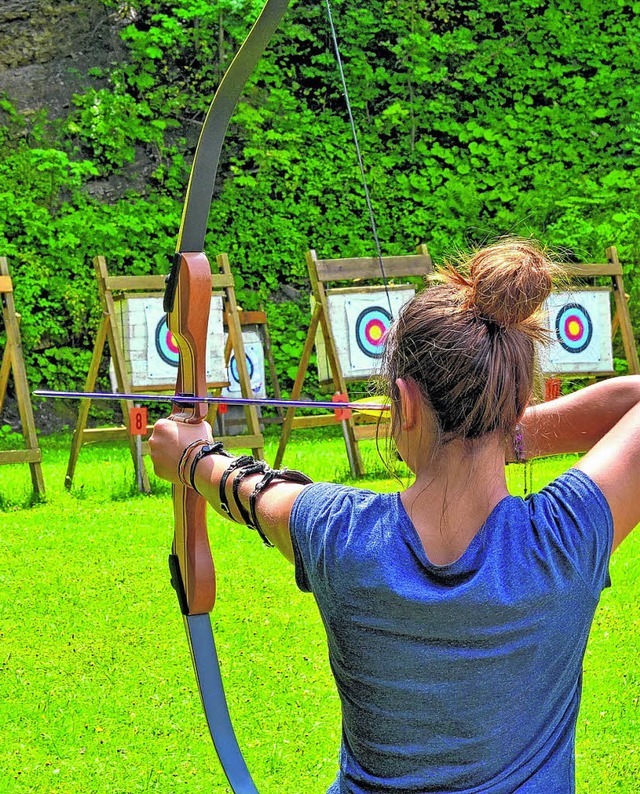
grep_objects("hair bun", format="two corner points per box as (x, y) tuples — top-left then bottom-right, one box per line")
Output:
(465, 239), (554, 328)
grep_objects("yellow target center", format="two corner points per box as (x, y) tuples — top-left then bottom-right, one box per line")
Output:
(568, 320), (580, 337)
(369, 325), (383, 341)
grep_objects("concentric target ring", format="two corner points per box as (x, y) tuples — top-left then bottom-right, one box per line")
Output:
(155, 317), (180, 366)
(229, 353), (254, 385)
(555, 302), (593, 353)
(355, 306), (392, 358)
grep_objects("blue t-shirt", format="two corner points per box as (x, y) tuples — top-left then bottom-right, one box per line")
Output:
(289, 468), (613, 794)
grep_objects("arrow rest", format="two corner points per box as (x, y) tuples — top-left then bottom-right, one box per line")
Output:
(163, 252), (183, 313)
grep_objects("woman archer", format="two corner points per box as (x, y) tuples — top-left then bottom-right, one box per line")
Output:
(150, 238), (639, 793)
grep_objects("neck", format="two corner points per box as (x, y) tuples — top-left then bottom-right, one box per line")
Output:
(400, 433), (509, 564)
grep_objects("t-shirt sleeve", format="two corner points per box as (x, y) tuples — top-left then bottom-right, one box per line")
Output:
(531, 468), (614, 598)
(289, 481), (347, 593)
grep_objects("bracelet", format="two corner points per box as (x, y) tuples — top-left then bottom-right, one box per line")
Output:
(177, 439), (208, 486)
(188, 441), (232, 493)
(513, 424), (526, 464)
(218, 456), (256, 519)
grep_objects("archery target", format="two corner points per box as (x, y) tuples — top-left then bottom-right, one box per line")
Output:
(315, 287), (415, 380)
(554, 303), (592, 353)
(154, 315), (180, 366)
(539, 290), (613, 374)
(354, 306), (392, 358)
(222, 331), (266, 398)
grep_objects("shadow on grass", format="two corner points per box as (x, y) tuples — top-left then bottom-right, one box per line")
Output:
(68, 471), (172, 502)
(0, 486), (47, 511)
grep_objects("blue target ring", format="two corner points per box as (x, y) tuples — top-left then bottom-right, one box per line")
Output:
(155, 317), (179, 366)
(355, 306), (392, 358)
(229, 353), (254, 385)
(555, 302), (593, 353)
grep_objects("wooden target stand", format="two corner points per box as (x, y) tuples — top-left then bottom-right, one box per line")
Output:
(0, 258), (45, 496)
(516, 245), (639, 496)
(533, 245), (639, 400)
(274, 245), (433, 478)
(65, 254), (264, 493)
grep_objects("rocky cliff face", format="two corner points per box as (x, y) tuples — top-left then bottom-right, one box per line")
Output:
(0, 0), (124, 118)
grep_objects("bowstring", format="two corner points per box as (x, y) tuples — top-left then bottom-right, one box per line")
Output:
(324, 0), (394, 319)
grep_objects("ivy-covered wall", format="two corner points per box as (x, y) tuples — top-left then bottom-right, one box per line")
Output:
(0, 0), (638, 394)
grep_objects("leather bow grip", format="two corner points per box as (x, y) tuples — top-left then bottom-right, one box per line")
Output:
(167, 252), (216, 615)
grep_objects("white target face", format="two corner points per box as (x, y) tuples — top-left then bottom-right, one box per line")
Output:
(539, 290), (613, 374)
(315, 287), (415, 381)
(222, 331), (266, 398)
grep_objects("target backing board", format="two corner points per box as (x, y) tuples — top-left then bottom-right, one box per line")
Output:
(316, 287), (415, 380)
(538, 289), (613, 374)
(222, 330), (266, 398)
(119, 297), (226, 387)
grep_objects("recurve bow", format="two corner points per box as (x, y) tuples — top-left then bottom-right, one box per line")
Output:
(163, 2), (290, 790)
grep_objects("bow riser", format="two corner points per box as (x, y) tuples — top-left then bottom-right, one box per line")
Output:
(168, 252), (215, 615)
(168, 252), (212, 424)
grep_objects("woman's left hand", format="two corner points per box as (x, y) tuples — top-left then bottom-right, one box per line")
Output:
(148, 418), (213, 485)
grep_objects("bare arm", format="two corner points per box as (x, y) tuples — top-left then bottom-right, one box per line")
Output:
(149, 419), (305, 562)
(515, 375), (640, 549)
(517, 376), (640, 460)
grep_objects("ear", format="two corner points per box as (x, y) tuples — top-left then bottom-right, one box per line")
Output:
(395, 377), (420, 431)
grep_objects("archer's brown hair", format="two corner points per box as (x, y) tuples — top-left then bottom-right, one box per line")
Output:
(380, 239), (556, 445)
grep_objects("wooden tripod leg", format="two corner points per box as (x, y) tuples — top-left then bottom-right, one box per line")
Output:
(317, 307), (364, 479)
(65, 314), (109, 490)
(607, 248), (640, 374)
(122, 400), (151, 494)
(219, 259), (265, 459)
(274, 307), (321, 469)
(0, 261), (45, 496)
(0, 330), (11, 416)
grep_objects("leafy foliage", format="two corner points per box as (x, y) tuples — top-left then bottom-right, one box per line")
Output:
(0, 0), (639, 400)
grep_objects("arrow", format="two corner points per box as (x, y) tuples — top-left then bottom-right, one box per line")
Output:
(33, 389), (390, 414)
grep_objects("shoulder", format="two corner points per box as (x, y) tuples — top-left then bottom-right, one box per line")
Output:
(290, 482), (391, 534)
(289, 483), (399, 592)
(527, 467), (613, 597)
(530, 467), (612, 528)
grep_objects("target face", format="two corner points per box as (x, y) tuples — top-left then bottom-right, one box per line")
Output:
(154, 316), (180, 366)
(122, 298), (225, 387)
(222, 332), (266, 398)
(318, 288), (415, 380)
(555, 303), (593, 353)
(354, 306), (392, 358)
(538, 290), (613, 375)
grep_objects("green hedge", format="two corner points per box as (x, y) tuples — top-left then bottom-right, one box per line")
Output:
(1, 0), (638, 398)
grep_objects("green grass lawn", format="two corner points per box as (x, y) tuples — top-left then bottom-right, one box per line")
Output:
(0, 428), (638, 793)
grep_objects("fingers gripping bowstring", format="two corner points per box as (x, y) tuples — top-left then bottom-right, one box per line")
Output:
(324, 0), (394, 319)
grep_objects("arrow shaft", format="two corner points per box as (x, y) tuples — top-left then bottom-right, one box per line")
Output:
(33, 389), (389, 413)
